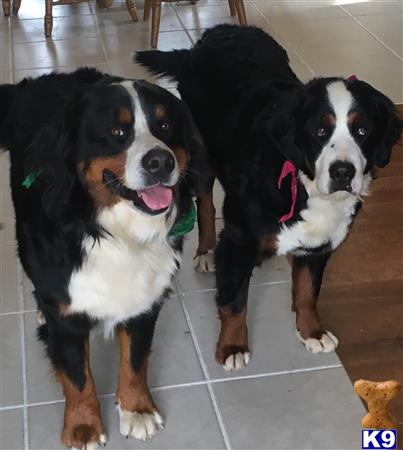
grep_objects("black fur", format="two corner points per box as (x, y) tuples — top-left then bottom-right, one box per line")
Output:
(0, 68), (209, 393)
(137, 24), (402, 353)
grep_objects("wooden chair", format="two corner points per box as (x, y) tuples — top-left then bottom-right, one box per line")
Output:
(144, 0), (247, 48)
(1, 0), (21, 16)
(1, 0), (139, 38)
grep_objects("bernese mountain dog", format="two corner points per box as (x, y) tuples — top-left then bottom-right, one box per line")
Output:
(0, 68), (209, 449)
(136, 24), (402, 370)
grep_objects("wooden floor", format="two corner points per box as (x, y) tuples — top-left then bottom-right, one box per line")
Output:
(320, 105), (403, 445)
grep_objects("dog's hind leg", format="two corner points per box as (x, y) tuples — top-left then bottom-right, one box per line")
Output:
(194, 176), (216, 272)
(214, 224), (257, 371)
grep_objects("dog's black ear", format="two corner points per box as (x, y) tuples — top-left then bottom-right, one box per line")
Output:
(25, 111), (77, 219)
(263, 85), (312, 175)
(177, 101), (212, 197)
(371, 88), (402, 168)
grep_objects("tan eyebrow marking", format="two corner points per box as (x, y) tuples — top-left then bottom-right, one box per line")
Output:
(322, 113), (336, 126)
(118, 107), (132, 124)
(347, 111), (362, 124)
(155, 104), (166, 120)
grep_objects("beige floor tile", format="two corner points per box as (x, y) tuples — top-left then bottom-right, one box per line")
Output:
(271, 15), (374, 45)
(0, 70), (12, 83)
(358, 64), (403, 103)
(13, 37), (107, 70)
(287, 48), (315, 81)
(12, 15), (99, 44)
(0, 314), (23, 407)
(0, 241), (20, 314)
(13, 0), (91, 20)
(0, 408), (25, 450)
(254, 0), (348, 22)
(342, 0), (402, 16)
(174, 3), (259, 29)
(354, 13), (403, 57)
(95, 8), (183, 35)
(13, 63), (110, 82)
(293, 38), (402, 77)
(104, 30), (192, 60)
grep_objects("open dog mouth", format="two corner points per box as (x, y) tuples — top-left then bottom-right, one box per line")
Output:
(103, 169), (173, 215)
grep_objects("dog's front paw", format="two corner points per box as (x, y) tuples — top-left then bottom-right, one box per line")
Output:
(216, 344), (251, 371)
(118, 405), (164, 441)
(62, 424), (107, 450)
(194, 250), (215, 272)
(296, 330), (339, 353)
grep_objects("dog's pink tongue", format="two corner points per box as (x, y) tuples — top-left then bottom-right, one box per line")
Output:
(138, 186), (173, 210)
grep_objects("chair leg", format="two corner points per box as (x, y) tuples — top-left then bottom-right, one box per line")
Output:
(150, 0), (161, 48)
(235, 0), (247, 25)
(126, 0), (139, 22)
(2, 0), (10, 16)
(12, 0), (21, 15)
(228, 0), (236, 17)
(44, 0), (53, 38)
(144, 0), (151, 21)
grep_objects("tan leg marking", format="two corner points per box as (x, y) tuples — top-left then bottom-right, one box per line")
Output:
(292, 262), (338, 353)
(116, 328), (163, 441)
(195, 188), (216, 272)
(59, 341), (106, 450)
(216, 306), (250, 371)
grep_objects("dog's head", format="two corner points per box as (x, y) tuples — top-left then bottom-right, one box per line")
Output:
(28, 79), (209, 218)
(266, 78), (402, 197)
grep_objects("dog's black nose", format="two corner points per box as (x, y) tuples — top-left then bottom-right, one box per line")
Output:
(329, 161), (356, 192)
(142, 148), (175, 181)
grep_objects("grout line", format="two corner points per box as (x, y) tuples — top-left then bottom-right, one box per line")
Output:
(251, 1), (316, 77)
(85, 9), (111, 69)
(17, 261), (29, 450)
(0, 309), (37, 317)
(169, 2), (196, 45)
(211, 363), (343, 384)
(177, 286), (233, 450)
(0, 363), (344, 412)
(338, 5), (403, 62)
(180, 279), (291, 296)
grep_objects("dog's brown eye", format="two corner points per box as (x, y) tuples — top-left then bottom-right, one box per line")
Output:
(161, 122), (170, 131)
(317, 128), (326, 137)
(111, 127), (124, 137)
(358, 127), (366, 136)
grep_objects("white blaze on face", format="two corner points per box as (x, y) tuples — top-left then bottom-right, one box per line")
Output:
(315, 81), (367, 196)
(118, 80), (179, 190)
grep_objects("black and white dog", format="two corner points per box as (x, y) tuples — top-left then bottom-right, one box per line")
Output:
(0, 68), (209, 449)
(137, 25), (402, 369)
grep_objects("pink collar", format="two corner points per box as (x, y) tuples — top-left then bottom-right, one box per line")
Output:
(277, 160), (297, 223)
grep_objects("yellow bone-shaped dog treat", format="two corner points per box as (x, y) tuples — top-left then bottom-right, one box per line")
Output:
(354, 379), (401, 429)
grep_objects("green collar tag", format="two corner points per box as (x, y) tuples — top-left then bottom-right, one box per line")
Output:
(22, 169), (43, 189)
(169, 201), (196, 237)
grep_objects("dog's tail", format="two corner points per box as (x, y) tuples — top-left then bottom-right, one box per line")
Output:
(0, 84), (17, 150)
(135, 49), (190, 81)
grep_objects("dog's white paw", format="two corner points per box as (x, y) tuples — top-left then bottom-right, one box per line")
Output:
(223, 351), (251, 371)
(118, 406), (164, 441)
(71, 433), (107, 450)
(37, 310), (46, 325)
(296, 330), (339, 353)
(194, 250), (214, 272)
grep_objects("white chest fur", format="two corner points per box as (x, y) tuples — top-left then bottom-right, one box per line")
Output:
(68, 201), (179, 329)
(276, 173), (370, 256)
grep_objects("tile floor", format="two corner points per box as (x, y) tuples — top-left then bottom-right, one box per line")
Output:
(1, 0), (402, 449)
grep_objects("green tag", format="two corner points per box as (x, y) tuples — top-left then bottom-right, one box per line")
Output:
(169, 201), (196, 237)
(22, 169), (43, 189)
